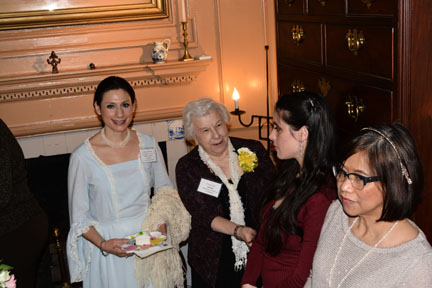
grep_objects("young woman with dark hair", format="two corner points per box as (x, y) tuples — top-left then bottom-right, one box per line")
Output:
(241, 91), (337, 288)
(66, 76), (174, 287)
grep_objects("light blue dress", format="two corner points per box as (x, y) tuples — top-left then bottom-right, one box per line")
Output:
(66, 132), (172, 288)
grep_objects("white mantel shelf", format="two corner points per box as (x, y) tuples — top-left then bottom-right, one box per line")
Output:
(0, 58), (212, 102)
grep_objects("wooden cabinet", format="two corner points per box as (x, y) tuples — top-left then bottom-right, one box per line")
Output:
(275, 0), (432, 241)
(276, 0), (396, 143)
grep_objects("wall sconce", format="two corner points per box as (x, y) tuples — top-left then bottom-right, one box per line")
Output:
(230, 47), (272, 153)
(230, 88), (272, 150)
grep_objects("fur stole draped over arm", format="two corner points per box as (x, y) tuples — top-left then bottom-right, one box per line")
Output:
(134, 186), (191, 288)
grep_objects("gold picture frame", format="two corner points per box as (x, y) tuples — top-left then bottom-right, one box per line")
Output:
(0, 0), (169, 31)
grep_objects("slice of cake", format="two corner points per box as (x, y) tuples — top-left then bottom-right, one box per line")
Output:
(135, 232), (151, 246)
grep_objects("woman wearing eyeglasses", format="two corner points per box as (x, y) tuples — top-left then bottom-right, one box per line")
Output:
(305, 123), (432, 288)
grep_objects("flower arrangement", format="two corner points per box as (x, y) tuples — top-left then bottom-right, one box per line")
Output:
(0, 262), (16, 288)
(237, 147), (258, 173)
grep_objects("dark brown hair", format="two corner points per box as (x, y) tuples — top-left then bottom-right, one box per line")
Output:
(93, 76), (135, 107)
(343, 123), (423, 221)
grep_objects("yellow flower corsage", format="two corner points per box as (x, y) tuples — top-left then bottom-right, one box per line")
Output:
(237, 147), (258, 173)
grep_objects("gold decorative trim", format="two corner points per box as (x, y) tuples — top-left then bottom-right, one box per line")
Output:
(0, 0), (168, 31)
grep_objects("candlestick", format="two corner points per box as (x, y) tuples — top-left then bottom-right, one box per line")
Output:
(261, 0), (268, 45)
(180, 0), (187, 23)
(180, 21), (194, 61)
(232, 88), (240, 110)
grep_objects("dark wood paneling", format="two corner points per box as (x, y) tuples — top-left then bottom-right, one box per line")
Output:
(277, 64), (392, 142)
(277, 0), (304, 15)
(278, 21), (323, 64)
(407, 0), (432, 243)
(347, 0), (395, 16)
(326, 24), (394, 79)
(309, 0), (345, 15)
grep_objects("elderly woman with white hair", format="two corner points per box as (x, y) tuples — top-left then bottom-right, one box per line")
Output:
(176, 98), (275, 288)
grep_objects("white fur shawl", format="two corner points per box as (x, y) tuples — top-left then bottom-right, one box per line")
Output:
(134, 186), (191, 288)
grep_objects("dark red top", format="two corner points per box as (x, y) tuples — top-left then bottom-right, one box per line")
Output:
(241, 182), (336, 288)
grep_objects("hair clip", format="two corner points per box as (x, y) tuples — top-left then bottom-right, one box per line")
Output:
(361, 127), (412, 185)
(309, 99), (315, 108)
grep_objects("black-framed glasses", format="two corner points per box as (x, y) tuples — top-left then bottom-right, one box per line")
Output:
(332, 164), (380, 190)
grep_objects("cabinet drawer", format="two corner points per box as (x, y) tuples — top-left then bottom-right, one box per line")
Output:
(277, 64), (323, 95)
(326, 24), (393, 79)
(309, 0), (344, 15)
(278, 21), (322, 65)
(277, 64), (394, 141)
(328, 80), (393, 151)
(276, 0), (304, 15)
(347, 0), (395, 16)
(326, 79), (393, 130)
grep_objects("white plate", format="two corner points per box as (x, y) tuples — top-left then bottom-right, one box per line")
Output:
(120, 231), (172, 259)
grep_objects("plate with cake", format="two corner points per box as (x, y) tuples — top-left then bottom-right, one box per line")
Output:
(121, 231), (172, 258)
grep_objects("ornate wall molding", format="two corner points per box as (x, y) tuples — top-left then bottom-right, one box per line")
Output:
(0, 59), (210, 102)
(0, 75), (196, 102)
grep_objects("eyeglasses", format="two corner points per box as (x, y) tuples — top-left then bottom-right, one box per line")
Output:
(332, 164), (380, 190)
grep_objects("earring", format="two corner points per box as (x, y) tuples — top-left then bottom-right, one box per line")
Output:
(299, 142), (304, 157)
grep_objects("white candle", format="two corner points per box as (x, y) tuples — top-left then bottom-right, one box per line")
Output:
(261, 0), (268, 45)
(232, 88), (240, 110)
(180, 0), (187, 23)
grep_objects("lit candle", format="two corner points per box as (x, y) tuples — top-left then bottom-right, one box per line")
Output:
(180, 0), (187, 23)
(232, 88), (240, 110)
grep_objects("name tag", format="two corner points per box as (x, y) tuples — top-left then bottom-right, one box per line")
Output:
(140, 148), (157, 162)
(197, 178), (222, 198)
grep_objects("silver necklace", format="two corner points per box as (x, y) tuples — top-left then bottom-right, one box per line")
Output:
(328, 217), (399, 288)
(101, 127), (130, 148)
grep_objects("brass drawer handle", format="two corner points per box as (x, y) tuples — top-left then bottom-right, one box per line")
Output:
(362, 0), (375, 9)
(346, 29), (365, 56)
(345, 95), (365, 122)
(292, 25), (304, 46)
(318, 0), (328, 7)
(283, 0), (296, 7)
(292, 80), (305, 92)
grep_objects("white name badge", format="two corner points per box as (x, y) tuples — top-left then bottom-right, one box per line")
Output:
(140, 148), (157, 162)
(197, 178), (222, 198)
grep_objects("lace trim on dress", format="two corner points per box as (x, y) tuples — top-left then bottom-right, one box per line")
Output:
(85, 138), (120, 219)
(68, 221), (99, 282)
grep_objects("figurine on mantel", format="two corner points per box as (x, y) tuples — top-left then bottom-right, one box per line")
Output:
(46, 51), (61, 74)
(152, 39), (170, 64)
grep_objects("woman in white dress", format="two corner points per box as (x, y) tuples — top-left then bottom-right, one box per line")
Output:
(66, 76), (172, 287)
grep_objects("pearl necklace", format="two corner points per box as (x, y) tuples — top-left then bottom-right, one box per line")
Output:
(101, 127), (130, 148)
(328, 217), (399, 288)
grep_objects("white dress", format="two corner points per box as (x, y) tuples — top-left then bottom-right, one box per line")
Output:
(66, 132), (172, 288)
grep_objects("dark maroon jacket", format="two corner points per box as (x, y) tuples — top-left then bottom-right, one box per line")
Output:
(176, 137), (275, 287)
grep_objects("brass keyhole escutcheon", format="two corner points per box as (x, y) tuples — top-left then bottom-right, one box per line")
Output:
(292, 25), (304, 46)
(318, 77), (331, 97)
(362, 0), (375, 9)
(318, 0), (328, 7)
(346, 29), (365, 56)
(283, 0), (296, 7)
(345, 95), (365, 122)
(291, 80), (305, 93)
